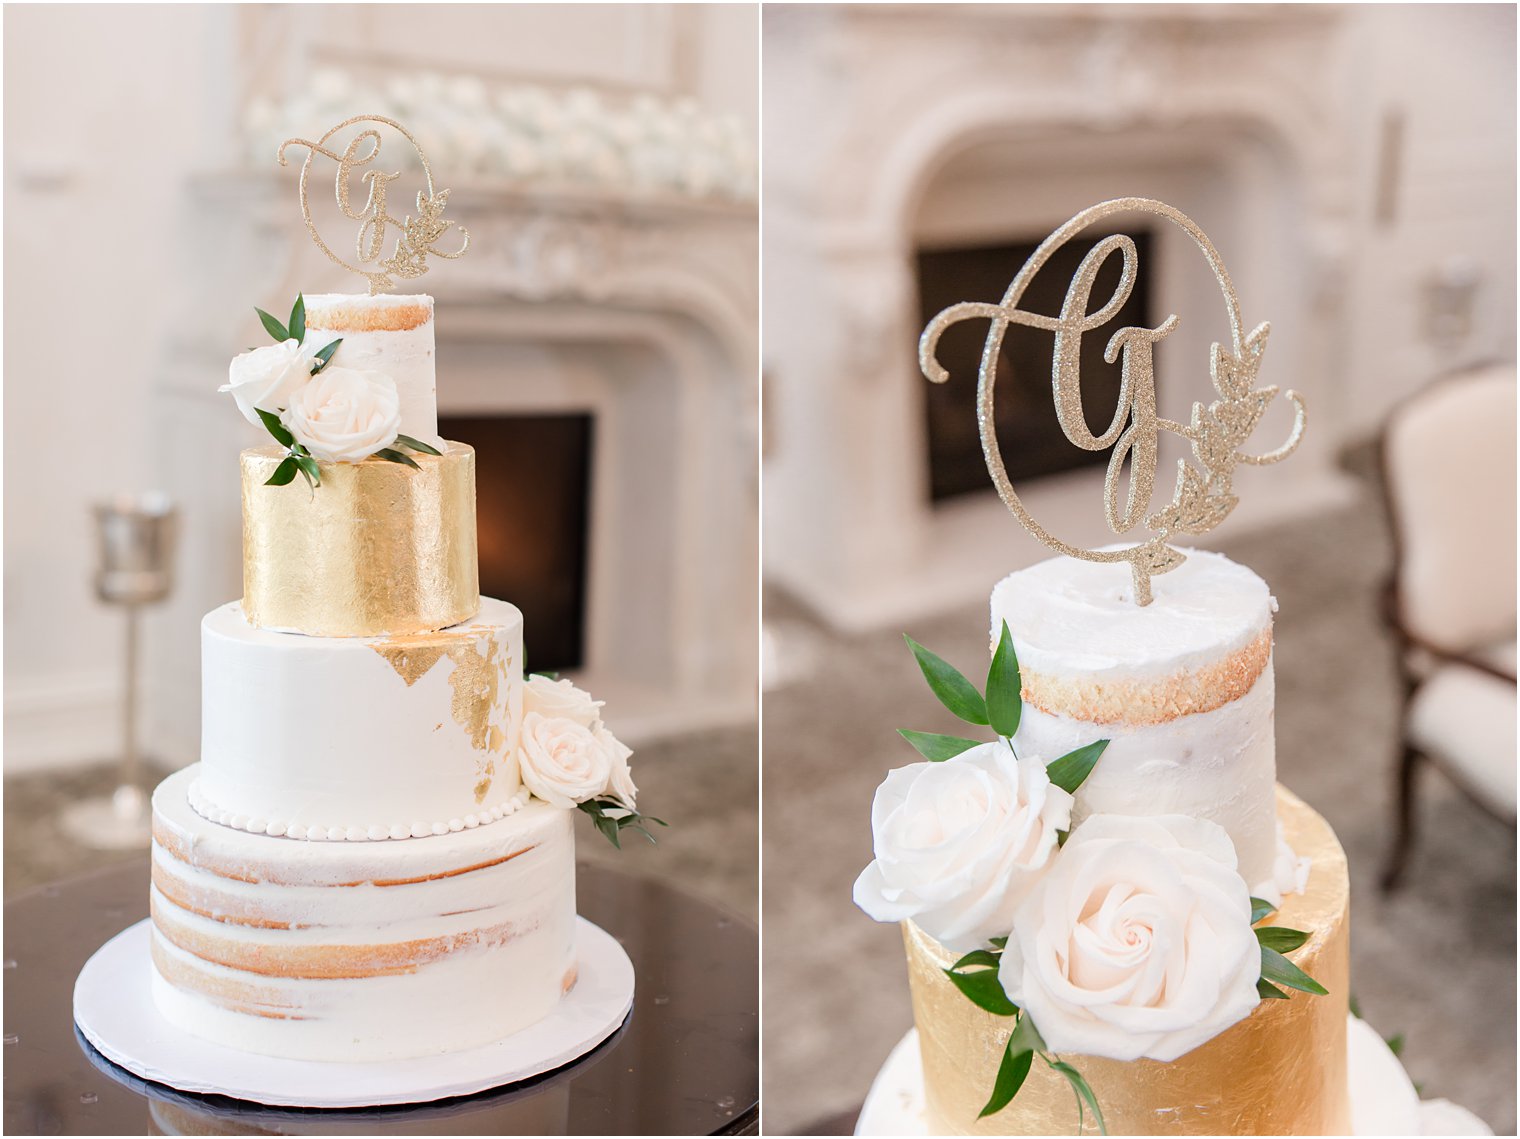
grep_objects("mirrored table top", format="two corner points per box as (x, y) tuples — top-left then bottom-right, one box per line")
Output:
(4, 860), (758, 1136)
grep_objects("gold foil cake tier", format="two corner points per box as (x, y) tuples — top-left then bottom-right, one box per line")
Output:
(904, 786), (1350, 1136)
(241, 442), (479, 637)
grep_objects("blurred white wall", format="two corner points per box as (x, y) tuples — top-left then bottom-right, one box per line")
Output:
(1338, 3), (1516, 436)
(3, 4), (758, 771)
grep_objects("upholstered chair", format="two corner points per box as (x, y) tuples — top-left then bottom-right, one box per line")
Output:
(1379, 364), (1517, 890)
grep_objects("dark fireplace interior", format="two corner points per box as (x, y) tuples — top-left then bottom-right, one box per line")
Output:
(438, 413), (594, 673)
(916, 229), (1155, 502)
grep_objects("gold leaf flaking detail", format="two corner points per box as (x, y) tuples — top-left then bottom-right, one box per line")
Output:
(444, 638), (500, 753)
(369, 629), (508, 800)
(369, 642), (449, 686)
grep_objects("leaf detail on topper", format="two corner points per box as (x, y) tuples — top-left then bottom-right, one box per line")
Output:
(278, 116), (470, 296)
(918, 197), (1306, 605)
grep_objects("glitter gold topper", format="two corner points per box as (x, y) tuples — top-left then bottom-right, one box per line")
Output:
(277, 115), (469, 295)
(920, 197), (1306, 606)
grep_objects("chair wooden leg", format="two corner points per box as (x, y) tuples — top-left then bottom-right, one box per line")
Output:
(1381, 744), (1421, 892)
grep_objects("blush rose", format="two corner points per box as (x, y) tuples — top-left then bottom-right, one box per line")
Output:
(997, 813), (1261, 1062)
(281, 366), (402, 463)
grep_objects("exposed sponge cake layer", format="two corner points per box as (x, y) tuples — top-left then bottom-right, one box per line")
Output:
(1020, 625), (1272, 726)
(305, 293), (434, 333)
(149, 765), (576, 1062)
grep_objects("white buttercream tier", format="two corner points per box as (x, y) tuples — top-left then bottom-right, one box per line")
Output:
(994, 550), (1282, 893)
(150, 765), (578, 1063)
(303, 293), (439, 449)
(991, 547), (1274, 681)
(197, 598), (524, 841)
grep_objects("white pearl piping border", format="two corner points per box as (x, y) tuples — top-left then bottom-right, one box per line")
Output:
(184, 779), (534, 841)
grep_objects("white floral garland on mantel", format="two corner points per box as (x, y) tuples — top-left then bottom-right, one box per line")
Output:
(243, 68), (756, 202)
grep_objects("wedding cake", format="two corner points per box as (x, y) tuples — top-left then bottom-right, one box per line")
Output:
(865, 553), (1350, 1134)
(856, 199), (1346, 1134)
(146, 133), (658, 1064)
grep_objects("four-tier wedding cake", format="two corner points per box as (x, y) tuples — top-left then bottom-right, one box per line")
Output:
(147, 284), (650, 1064)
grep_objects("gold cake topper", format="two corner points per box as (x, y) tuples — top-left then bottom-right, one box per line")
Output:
(277, 114), (469, 295)
(920, 197), (1305, 606)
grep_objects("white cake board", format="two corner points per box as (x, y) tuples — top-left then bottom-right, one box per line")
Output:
(856, 1019), (1493, 1137)
(74, 916), (634, 1109)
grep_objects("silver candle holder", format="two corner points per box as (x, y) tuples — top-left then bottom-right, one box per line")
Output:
(59, 493), (178, 849)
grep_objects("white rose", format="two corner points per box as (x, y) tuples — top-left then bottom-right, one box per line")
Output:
(853, 743), (1072, 952)
(221, 339), (311, 425)
(523, 674), (603, 728)
(998, 814), (1260, 1062)
(281, 367), (401, 463)
(594, 723), (637, 810)
(519, 712), (613, 809)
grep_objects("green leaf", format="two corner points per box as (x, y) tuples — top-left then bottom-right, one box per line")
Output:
(978, 1038), (1033, 1119)
(1056, 828), (1070, 848)
(988, 936), (1008, 950)
(264, 457), (298, 486)
(904, 635), (988, 726)
(897, 729), (983, 762)
(1386, 1032), (1405, 1057)
(1045, 740), (1109, 795)
(395, 433), (443, 456)
(578, 801), (623, 849)
(1255, 926), (1310, 953)
(1260, 946), (1328, 995)
(1045, 1056), (1106, 1135)
(986, 621), (1022, 738)
(255, 407), (294, 448)
(1349, 993), (1363, 1019)
(595, 812), (621, 848)
(292, 454), (321, 490)
(943, 965), (1018, 1017)
(310, 338), (341, 374)
(577, 798), (663, 848)
(254, 306), (289, 342)
(950, 949), (1002, 972)
(288, 294), (306, 345)
(1257, 978), (1290, 1000)
(1009, 1011), (1045, 1055)
(1249, 897), (1276, 924)
(374, 447), (421, 470)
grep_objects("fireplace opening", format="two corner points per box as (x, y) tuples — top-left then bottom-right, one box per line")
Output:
(438, 413), (594, 673)
(916, 229), (1155, 502)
